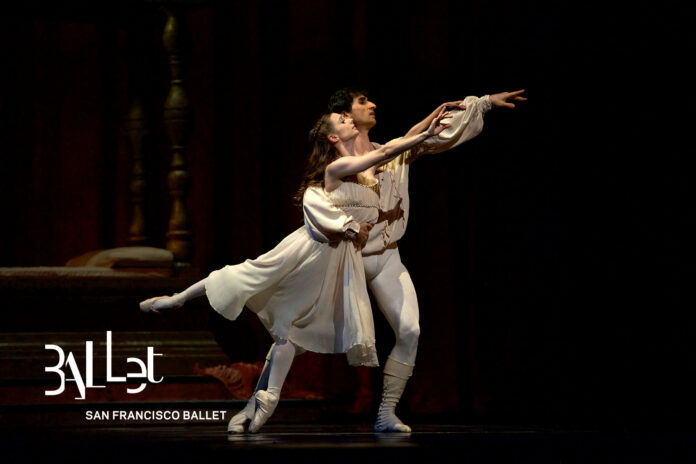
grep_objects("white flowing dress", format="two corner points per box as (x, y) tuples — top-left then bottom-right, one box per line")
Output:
(204, 181), (380, 367)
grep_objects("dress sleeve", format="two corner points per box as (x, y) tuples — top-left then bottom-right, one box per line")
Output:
(303, 186), (360, 243)
(408, 95), (491, 161)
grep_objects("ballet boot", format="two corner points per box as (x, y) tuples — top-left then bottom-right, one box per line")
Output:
(248, 387), (280, 433)
(227, 397), (256, 433)
(139, 293), (184, 313)
(374, 356), (413, 433)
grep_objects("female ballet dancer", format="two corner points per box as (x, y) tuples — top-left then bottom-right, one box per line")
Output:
(140, 109), (451, 433)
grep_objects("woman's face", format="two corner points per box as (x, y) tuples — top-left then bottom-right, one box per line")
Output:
(329, 112), (358, 143)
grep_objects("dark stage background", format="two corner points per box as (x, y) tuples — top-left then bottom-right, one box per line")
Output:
(0, 1), (693, 425)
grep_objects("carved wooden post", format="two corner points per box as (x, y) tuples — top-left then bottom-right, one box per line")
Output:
(124, 19), (156, 247)
(162, 8), (194, 265)
(125, 97), (149, 245)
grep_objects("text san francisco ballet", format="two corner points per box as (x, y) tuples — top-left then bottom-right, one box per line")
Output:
(86, 410), (228, 421)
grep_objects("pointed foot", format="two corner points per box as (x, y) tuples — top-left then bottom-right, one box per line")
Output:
(139, 296), (168, 313)
(227, 402), (255, 433)
(248, 390), (279, 433)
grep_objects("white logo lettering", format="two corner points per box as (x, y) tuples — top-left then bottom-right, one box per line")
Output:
(44, 344), (66, 396)
(44, 331), (163, 400)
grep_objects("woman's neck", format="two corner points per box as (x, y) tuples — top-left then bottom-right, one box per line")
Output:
(335, 138), (356, 157)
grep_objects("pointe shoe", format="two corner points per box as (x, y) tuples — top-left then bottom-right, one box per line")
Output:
(139, 294), (184, 313)
(139, 296), (168, 313)
(248, 390), (279, 433)
(227, 398), (256, 433)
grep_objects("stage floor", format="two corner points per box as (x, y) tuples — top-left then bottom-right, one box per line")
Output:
(3, 423), (695, 463)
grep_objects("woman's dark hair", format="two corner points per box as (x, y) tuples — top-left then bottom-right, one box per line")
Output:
(294, 114), (336, 205)
(327, 87), (369, 114)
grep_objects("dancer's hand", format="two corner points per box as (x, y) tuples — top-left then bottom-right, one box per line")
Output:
(439, 100), (466, 111)
(353, 223), (373, 251)
(426, 108), (452, 136)
(404, 101), (464, 137)
(490, 89), (527, 108)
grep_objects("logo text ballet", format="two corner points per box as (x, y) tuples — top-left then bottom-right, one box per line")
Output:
(44, 331), (163, 400)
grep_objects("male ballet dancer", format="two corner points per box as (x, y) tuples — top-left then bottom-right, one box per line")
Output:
(316, 88), (527, 432)
(226, 88), (526, 433)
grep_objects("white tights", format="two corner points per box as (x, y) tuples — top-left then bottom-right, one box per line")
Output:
(229, 340), (300, 432)
(267, 340), (296, 390)
(364, 249), (420, 365)
(246, 339), (298, 432)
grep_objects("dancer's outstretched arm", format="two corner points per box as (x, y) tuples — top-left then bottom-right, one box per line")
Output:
(405, 90), (526, 138)
(489, 89), (528, 108)
(401, 89), (527, 162)
(325, 109), (450, 191)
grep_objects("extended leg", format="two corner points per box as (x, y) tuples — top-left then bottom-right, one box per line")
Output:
(366, 249), (420, 432)
(139, 278), (207, 313)
(248, 339), (298, 433)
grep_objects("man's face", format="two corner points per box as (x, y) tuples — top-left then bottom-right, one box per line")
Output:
(347, 94), (377, 130)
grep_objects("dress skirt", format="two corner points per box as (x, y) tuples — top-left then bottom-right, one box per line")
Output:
(205, 226), (378, 367)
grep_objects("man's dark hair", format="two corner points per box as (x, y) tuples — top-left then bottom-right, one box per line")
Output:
(327, 87), (369, 114)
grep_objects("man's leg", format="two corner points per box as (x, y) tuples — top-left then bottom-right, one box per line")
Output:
(365, 249), (420, 432)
